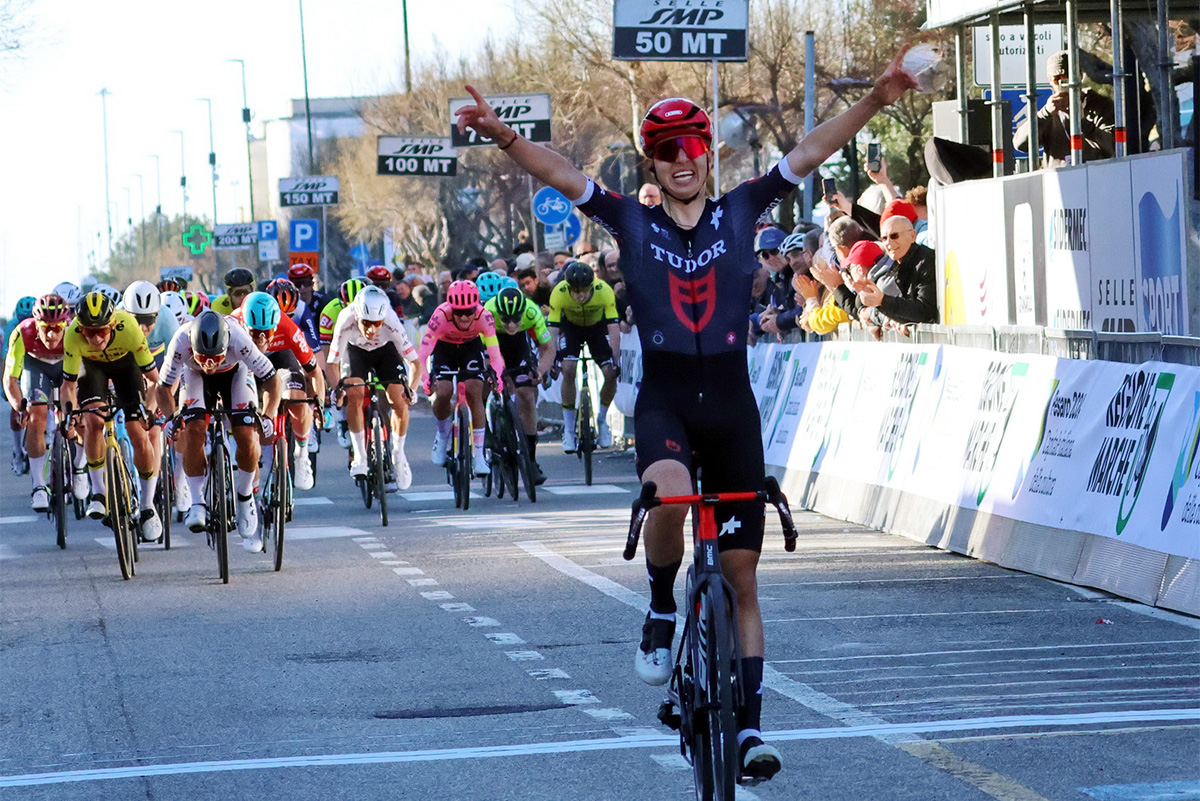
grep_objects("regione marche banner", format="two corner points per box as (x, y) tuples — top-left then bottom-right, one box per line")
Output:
(753, 341), (1200, 560)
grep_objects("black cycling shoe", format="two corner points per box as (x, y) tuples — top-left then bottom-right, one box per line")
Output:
(739, 736), (782, 782)
(531, 461), (547, 486)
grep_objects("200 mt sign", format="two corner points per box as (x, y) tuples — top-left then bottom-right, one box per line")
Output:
(377, 136), (459, 176)
(612, 0), (749, 62)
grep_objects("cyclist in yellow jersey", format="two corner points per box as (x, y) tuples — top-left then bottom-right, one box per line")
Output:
(547, 262), (621, 451)
(210, 268), (256, 315)
(61, 292), (164, 539)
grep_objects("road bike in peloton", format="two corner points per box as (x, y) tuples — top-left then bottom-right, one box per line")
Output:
(484, 389), (537, 503)
(624, 477), (799, 801)
(262, 396), (320, 569)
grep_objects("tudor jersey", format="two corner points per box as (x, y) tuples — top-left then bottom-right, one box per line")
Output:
(574, 161), (801, 355)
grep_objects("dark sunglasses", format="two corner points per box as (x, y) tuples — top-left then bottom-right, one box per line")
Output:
(80, 325), (111, 337)
(883, 231), (907, 241)
(293, 278), (314, 287)
(757, 249), (780, 258)
(650, 136), (710, 163)
(451, 308), (476, 317)
(134, 314), (157, 327)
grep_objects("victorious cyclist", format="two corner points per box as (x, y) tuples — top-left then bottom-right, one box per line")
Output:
(455, 52), (916, 780)
(547, 261), (621, 451)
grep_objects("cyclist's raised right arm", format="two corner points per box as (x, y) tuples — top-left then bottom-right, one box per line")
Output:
(455, 85), (587, 201)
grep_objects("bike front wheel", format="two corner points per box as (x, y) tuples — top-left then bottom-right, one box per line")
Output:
(210, 443), (231, 584)
(371, 413), (388, 526)
(578, 392), (595, 486)
(456, 404), (472, 511)
(691, 583), (739, 801)
(106, 446), (134, 580)
(52, 430), (68, 549)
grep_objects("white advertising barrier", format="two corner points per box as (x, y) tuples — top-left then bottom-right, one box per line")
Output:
(758, 341), (1200, 565)
(937, 178), (1010, 326)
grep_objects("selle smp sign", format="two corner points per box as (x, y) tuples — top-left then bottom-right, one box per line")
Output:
(212, 223), (257, 250)
(448, 94), (552, 147)
(377, 136), (458, 176)
(612, 0), (749, 61)
(279, 176), (340, 207)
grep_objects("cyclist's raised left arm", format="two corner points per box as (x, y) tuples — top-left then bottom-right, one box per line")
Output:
(455, 85), (587, 201)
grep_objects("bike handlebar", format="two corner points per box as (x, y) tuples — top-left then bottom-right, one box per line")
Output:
(622, 477), (799, 560)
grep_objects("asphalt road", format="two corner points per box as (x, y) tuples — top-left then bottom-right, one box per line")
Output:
(1, 405), (1197, 800)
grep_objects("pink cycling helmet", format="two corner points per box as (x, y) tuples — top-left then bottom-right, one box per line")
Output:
(446, 280), (480, 311)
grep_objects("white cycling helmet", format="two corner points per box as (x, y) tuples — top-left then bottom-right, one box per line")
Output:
(354, 285), (391, 322)
(52, 281), (82, 307)
(123, 280), (161, 315)
(160, 291), (190, 325)
(93, 283), (122, 306)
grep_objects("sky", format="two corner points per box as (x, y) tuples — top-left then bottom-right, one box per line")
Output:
(0, 0), (519, 311)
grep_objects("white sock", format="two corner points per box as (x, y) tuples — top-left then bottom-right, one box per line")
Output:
(235, 468), (256, 498)
(89, 467), (105, 495)
(563, 408), (577, 432)
(139, 474), (158, 510)
(187, 474), (207, 504)
(349, 430), (366, 461)
(472, 428), (485, 451)
(73, 446), (88, 470)
(294, 436), (308, 456)
(435, 416), (453, 438)
(29, 454), (47, 484)
(393, 433), (407, 459)
(736, 729), (762, 748)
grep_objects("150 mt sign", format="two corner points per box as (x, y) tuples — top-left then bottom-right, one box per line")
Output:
(448, 94), (552, 147)
(377, 136), (458, 176)
(613, 0), (749, 61)
(279, 176), (340, 207)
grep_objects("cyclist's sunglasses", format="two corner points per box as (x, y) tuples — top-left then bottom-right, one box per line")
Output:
(292, 278), (314, 287)
(36, 322), (66, 334)
(79, 325), (111, 338)
(229, 286), (253, 297)
(134, 314), (157, 327)
(451, 308), (476, 317)
(650, 136), (710, 163)
(193, 353), (224, 371)
(248, 327), (274, 338)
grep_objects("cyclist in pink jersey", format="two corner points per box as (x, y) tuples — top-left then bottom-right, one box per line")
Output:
(416, 281), (505, 476)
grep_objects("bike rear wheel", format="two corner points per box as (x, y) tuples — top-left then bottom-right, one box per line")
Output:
(211, 442), (231, 584)
(106, 447), (134, 580)
(509, 399), (537, 503)
(158, 442), (173, 550)
(456, 404), (472, 511)
(371, 412), (388, 526)
(271, 436), (287, 571)
(691, 582), (739, 801)
(52, 429), (68, 549)
(578, 391), (594, 486)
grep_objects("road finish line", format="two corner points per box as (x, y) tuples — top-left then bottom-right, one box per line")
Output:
(1, 708), (1194, 787)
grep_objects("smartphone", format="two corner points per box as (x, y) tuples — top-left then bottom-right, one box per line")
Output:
(867, 143), (882, 172)
(821, 177), (837, 199)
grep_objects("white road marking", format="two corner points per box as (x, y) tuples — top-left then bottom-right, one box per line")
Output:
(407, 578), (438, 586)
(505, 651), (543, 661)
(352, 537), (379, 543)
(285, 526), (372, 540)
(516, 541), (651, 614)
(390, 567), (425, 576)
(6, 710), (1193, 787)
(579, 707), (633, 720)
(95, 538), (196, 551)
(552, 689), (600, 705)
(764, 609), (1065, 623)
(419, 591), (453, 600)
(0, 544), (19, 559)
(769, 640), (1200, 665)
(358, 542), (386, 549)
(1078, 780), (1200, 800)
(0, 515), (38, 525)
(368, 551), (398, 559)
(379, 561), (409, 566)
(542, 485), (629, 495)
(436, 516), (545, 529)
(651, 753), (689, 771)
(485, 633), (525, 645)
(291, 497), (333, 506)
(440, 603), (475, 612)
(1056, 582), (1200, 631)
(527, 669), (570, 680)
(464, 617), (500, 627)
(398, 491), (481, 502)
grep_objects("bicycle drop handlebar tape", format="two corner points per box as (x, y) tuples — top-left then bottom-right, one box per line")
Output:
(623, 481), (660, 561)
(764, 476), (799, 552)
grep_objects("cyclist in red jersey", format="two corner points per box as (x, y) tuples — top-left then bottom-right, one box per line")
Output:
(455, 52), (917, 780)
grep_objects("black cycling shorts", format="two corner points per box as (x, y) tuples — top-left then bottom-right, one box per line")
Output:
(634, 351), (765, 553)
(498, 332), (537, 388)
(264, 349), (306, 393)
(77, 354), (148, 420)
(20, 357), (63, 405)
(180, 365), (258, 428)
(430, 339), (488, 383)
(346, 343), (407, 387)
(554, 320), (614, 367)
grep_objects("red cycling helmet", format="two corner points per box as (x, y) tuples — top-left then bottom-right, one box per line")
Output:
(366, 265), (392, 285)
(639, 97), (713, 154)
(267, 278), (299, 314)
(287, 262), (315, 281)
(32, 294), (72, 325)
(446, 280), (480, 311)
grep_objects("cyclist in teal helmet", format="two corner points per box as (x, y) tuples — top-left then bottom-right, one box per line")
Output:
(475, 271), (506, 303)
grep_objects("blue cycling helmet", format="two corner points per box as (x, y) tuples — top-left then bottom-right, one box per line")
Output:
(14, 296), (36, 320)
(498, 275), (519, 293)
(475, 271), (506, 303)
(242, 291), (281, 332)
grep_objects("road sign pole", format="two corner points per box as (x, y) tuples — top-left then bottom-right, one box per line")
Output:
(321, 205), (328, 281)
(528, 175), (538, 253)
(711, 58), (721, 198)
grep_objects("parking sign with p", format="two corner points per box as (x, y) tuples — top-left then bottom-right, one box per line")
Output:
(289, 219), (320, 253)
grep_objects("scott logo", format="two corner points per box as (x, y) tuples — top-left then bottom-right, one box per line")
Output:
(639, 8), (725, 25)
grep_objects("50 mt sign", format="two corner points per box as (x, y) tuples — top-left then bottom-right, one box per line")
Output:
(279, 176), (340, 207)
(613, 0), (749, 62)
(377, 136), (458, 176)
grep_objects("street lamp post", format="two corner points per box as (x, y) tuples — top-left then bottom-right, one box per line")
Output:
(197, 98), (218, 225)
(99, 88), (113, 256)
(402, 0), (411, 94)
(135, 173), (147, 272)
(298, 0), (315, 172)
(170, 129), (187, 227)
(226, 58), (256, 220)
(148, 154), (163, 249)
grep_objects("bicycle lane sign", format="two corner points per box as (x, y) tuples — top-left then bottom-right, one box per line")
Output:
(533, 187), (572, 226)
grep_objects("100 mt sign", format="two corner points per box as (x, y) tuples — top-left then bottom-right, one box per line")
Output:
(378, 156), (457, 176)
